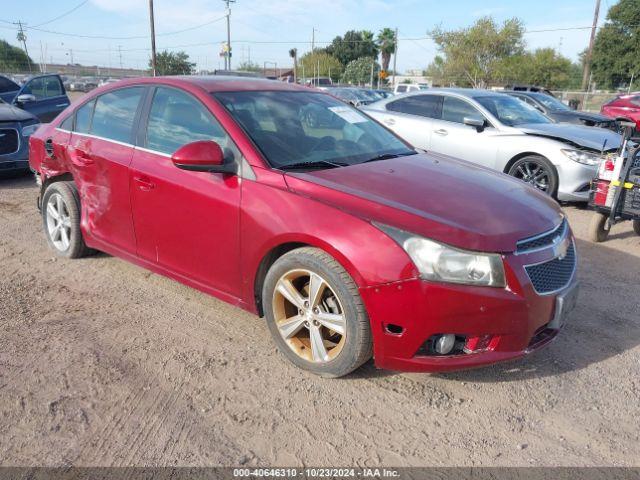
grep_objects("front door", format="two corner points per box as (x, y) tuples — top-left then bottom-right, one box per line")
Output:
(17, 75), (70, 122)
(129, 86), (242, 296)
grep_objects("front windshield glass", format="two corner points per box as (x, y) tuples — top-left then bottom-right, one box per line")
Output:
(213, 91), (415, 169)
(529, 93), (571, 111)
(475, 95), (551, 126)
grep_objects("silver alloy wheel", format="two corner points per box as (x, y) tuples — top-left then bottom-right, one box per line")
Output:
(272, 269), (347, 363)
(513, 161), (550, 192)
(45, 193), (72, 252)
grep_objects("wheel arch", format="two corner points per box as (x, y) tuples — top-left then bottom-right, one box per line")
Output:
(39, 172), (75, 210)
(251, 235), (367, 317)
(503, 151), (550, 174)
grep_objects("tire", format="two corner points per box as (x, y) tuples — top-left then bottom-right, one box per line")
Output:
(633, 219), (640, 236)
(507, 155), (559, 197)
(262, 247), (372, 378)
(42, 181), (92, 258)
(588, 212), (610, 243)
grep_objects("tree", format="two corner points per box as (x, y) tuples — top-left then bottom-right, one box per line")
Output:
(424, 55), (446, 86)
(377, 28), (396, 73)
(324, 30), (378, 66)
(0, 39), (34, 73)
(237, 61), (262, 73)
(289, 48), (298, 82)
(152, 50), (195, 76)
(299, 51), (342, 81)
(430, 17), (525, 88)
(591, 0), (640, 89)
(496, 48), (579, 89)
(341, 57), (380, 85)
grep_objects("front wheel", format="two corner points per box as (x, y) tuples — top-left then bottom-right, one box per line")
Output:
(507, 155), (558, 197)
(262, 247), (372, 377)
(588, 212), (610, 243)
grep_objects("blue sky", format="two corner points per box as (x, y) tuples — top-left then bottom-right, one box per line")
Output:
(0, 0), (605, 73)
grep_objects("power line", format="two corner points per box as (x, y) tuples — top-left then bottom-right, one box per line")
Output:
(31, 0), (90, 28)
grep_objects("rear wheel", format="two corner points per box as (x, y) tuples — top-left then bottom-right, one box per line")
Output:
(588, 212), (610, 243)
(262, 247), (372, 377)
(42, 181), (92, 258)
(507, 155), (558, 197)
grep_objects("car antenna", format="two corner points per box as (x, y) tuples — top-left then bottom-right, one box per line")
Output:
(601, 139), (607, 156)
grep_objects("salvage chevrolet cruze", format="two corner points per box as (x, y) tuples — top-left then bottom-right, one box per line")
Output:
(29, 77), (579, 377)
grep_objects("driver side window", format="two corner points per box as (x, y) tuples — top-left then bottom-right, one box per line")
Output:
(442, 97), (484, 124)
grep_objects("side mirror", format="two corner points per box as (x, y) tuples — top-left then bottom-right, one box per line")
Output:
(16, 94), (36, 105)
(171, 140), (237, 174)
(463, 116), (486, 132)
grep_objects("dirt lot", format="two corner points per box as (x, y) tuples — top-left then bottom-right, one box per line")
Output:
(0, 172), (639, 467)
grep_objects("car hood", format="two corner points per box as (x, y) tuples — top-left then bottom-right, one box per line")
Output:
(550, 110), (614, 124)
(517, 122), (621, 150)
(284, 153), (563, 253)
(0, 103), (36, 122)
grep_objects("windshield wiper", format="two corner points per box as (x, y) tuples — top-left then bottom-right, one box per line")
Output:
(279, 159), (347, 171)
(361, 151), (417, 164)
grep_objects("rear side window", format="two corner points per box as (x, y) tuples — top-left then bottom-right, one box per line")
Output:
(74, 99), (95, 134)
(0, 76), (19, 93)
(91, 87), (144, 144)
(387, 95), (443, 119)
(442, 96), (483, 124)
(43, 76), (63, 97)
(60, 115), (74, 131)
(145, 87), (229, 155)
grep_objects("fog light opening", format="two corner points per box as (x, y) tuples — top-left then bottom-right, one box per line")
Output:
(434, 334), (456, 355)
(415, 334), (467, 357)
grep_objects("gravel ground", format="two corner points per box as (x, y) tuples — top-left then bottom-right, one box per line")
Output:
(0, 172), (639, 467)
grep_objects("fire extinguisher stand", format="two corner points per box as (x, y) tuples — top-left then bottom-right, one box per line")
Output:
(588, 121), (640, 242)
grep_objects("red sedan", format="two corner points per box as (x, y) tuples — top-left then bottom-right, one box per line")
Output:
(29, 77), (578, 377)
(601, 92), (640, 128)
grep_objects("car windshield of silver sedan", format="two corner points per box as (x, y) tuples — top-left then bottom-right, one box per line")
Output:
(213, 91), (415, 170)
(476, 95), (552, 126)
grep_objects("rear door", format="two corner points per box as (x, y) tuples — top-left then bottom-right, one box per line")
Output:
(378, 94), (443, 149)
(129, 86), (242, 295)
(429, 95), (499, 169)
(67, 87), (145, 254)
(16, 75), (70, 122)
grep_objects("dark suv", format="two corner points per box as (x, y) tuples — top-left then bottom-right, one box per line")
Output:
(0, 74), (70, 122)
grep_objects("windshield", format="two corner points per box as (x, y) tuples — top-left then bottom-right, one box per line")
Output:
(475, 95), (551, 126)
(529, 93), (571, 111)
(213, 91), (415, 169)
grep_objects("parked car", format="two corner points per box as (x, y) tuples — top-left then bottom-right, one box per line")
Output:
(504, 84), (555, 96)
(363, 89), (621, 202)
(0, 97), (40, 173)
(0, 74), (70, 122)
(373, 89), (393, 99)
(302, 77), (333, 87)
(328, 87), (383, 106)
(506, 91), (617, 129)
(30, 76), (577, 377)
(394, 83), (428, 94)
(601, 93), (640, 130)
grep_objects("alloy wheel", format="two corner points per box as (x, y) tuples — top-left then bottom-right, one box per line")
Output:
(272, 269), (346, 363)
(512, 161), (550, 192)
(45, 193), (72, 252)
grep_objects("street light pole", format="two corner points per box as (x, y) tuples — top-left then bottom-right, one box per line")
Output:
(223, 0), (236, 70)
(149, 0), (157, 76)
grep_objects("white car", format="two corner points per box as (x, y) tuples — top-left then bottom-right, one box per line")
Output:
(362, 89), (622, 201)
(393, 83), (428, 94)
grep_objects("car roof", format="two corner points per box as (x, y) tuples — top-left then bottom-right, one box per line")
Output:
(90, 75), (312, 93)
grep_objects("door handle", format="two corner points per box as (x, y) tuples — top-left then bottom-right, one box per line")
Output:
(384, 118), (396, 126)
(434, 129), (448, 136)
(133, 175), (155, 191)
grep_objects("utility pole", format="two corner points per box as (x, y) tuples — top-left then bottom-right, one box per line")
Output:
(223, 0), (236, 70)
(311, 27), (315, 51)
(149, 0), (157, 76)
(582, 0), (601, 91)
(15, 21), (32, 73)
(391, 28), (398, 89)
(117, 45), (123, 70)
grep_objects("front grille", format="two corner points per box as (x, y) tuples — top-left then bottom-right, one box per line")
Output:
(525, 242), (576, 294)
(0, 128), (19, 155)
(517, 219), (567, 254)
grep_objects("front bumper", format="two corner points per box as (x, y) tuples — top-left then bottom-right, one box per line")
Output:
(360, 250), (577, 373)
(555, 159), (598, 202)
(0, 122), (30, 172)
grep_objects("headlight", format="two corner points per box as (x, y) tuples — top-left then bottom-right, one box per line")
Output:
(561, 148), (602, 166)
(375, 223), (506, 287)
(21, 123), (40, 137)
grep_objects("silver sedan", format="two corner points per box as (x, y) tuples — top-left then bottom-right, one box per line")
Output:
(362, 89), (622, 202)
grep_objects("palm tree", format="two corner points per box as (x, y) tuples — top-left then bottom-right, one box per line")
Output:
(289, 48), (298, 82)
(377, 28), (396, 73)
